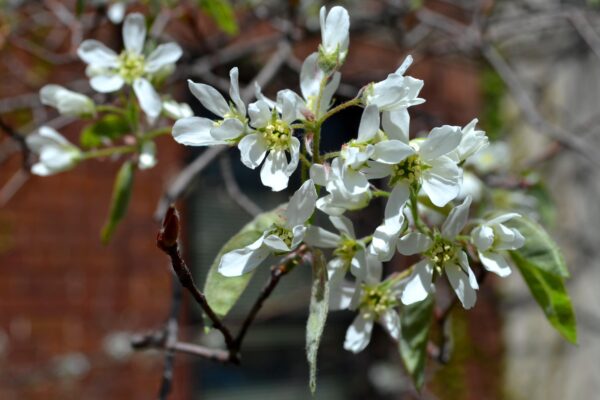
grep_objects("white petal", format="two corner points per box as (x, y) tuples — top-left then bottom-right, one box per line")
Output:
(329, 215), (355, 238)
(441, 196), (472, 239)
(304, 226), (340, 248)
(379, 309), (401, 340)
(145, 43), (183, 73)
(319, 71), (341, 115)
(263, 234), (290, 252)
(382, 109), (410, 143)
(31, 162), (52, 176)
(77, 40), (119, 68)
(29, 126), (69, 148)
(188, 80), (229, 118)
(445, 263), (477, 309)
(218, 246), (270, 277)
(228, 67), (245, 116)
(291, 225), (307, 249)
(357, 104), (380, 142)
(329, 280), (356, 311)
(107, 3), (125, 24)
(300, 53), (321, 100)
(350, 249), (367, 281)
(495, 226), (525, 250)
(421, 156), (461, 207)
(211, 119), (244, 141)
(479, 251), (512, 277)
(371, 223), (401, 262)
(457, 251), (479, 290)
(363, 161), (393, 180)
(372, 140), (414, 164)
(365, 252), (383, 284)
(419, 125), (462, 162)
(248, 100), (271, 128)
(285, 137), (301, 176)
(260, 150), (289, 191)
(487, 213), (521, 225)
(123, 13), (146, 54)
(397, 232), (432, 256)
(238, 133), (268, 168)
(384, 183), (410, 228)
(344, 313), (374, 354)
(471, 225), (494, 252)
(90, 74), (124, 93)
(278, 90), (299, 124)
(286, 179), (317, 227)
(395, 55), (413, 76)
(400, 260), (434, 305)
(327, 257), (347, 284)
(341, 168), (369, 195)
(322, 6), (350, 56)
(172, 117), (225, 146)
(309, 163), (328, 186)
(133, 78), (162, 119)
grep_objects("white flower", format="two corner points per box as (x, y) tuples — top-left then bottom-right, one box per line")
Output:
(466, 141), (510, 175)
(299, 52), (341, 118)
(363, 55), (424, 112)
(26, 126), (81, 176)
(400, 196), (480, 309)
(218, 180), (317, 277)
(471, 213), (525, 277)
(172, 67), (247, 147)
(238, 91), (301, 191)
(330, 254), (402, 353)
(162, 100), (193, 120)
(39, 84), (95, 117)
(366, 122), (463, 207)
(77, 13), (182, 120)
(450, 118), (488, 162)
(310, 159), (372, 216)
(318, 6), (350, 69)
(305, 215), (367, 283)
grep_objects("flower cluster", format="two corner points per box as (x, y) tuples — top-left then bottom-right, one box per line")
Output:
(171, 5), (525, 353)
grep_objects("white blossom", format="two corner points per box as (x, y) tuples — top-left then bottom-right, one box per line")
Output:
(26, 126), (81, 176)
(78, 13), (182, 120)
(138, 141), (157, 170)
(238, 91), (301, 191)
(218, 180), (317, 277)
(172, 67), (247, 147)
(400, 196), (479, 309)
(318, 6), (350, 69)
(471, 213), (524, 277)
(305, 215), (367, 283)
(299, 52), (341, 118)
(450, 118), (488, 162)
(39, 84), (95, 117)
(330, 254), (402, 353)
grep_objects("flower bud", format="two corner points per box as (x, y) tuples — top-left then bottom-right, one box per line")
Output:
(40, 85), (95, 117)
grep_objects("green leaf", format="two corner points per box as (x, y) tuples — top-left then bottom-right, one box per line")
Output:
(399, 296), (434, 390)
(197, 0), (239, 35)
(506, 216), (569, 278)
(510, 251), (577, 344)
(80, 114), (131, 149)
(305, 249), (329, 394)
(101, 161), (135, 244)
(203, 205), (286, 318)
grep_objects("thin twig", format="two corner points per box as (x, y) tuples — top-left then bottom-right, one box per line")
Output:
(0, 116), (31, 169)
(156, 206), (238, 362)
(131, 331), (230, 363)
(233, 245), (309, 350)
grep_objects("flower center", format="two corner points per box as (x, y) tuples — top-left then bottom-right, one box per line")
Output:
(390, 154), (422, 186)
(261, 119), (291, 150)
(426, 236), (458, 272)
(359, 284), (397, 319)
(270, 225), (293, 248)
(333, 235), (359, 263)
(118, 51), (146, 83)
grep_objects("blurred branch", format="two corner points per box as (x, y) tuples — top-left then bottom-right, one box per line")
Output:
(219, 153), (263, 217)
(0, 116), (31, 170)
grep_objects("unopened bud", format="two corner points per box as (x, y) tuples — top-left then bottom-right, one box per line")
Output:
(157, 205), (180, 249)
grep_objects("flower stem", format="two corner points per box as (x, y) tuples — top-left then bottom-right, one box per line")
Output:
(322, 151), (340, 160)
(143, 127), (171, 140)
(81, 145), (137, 160)
(317, 97), (361, 126)
(96, 105), (127, 116)
(373, 190), (390, 198)
(409, 187), (427, 233)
